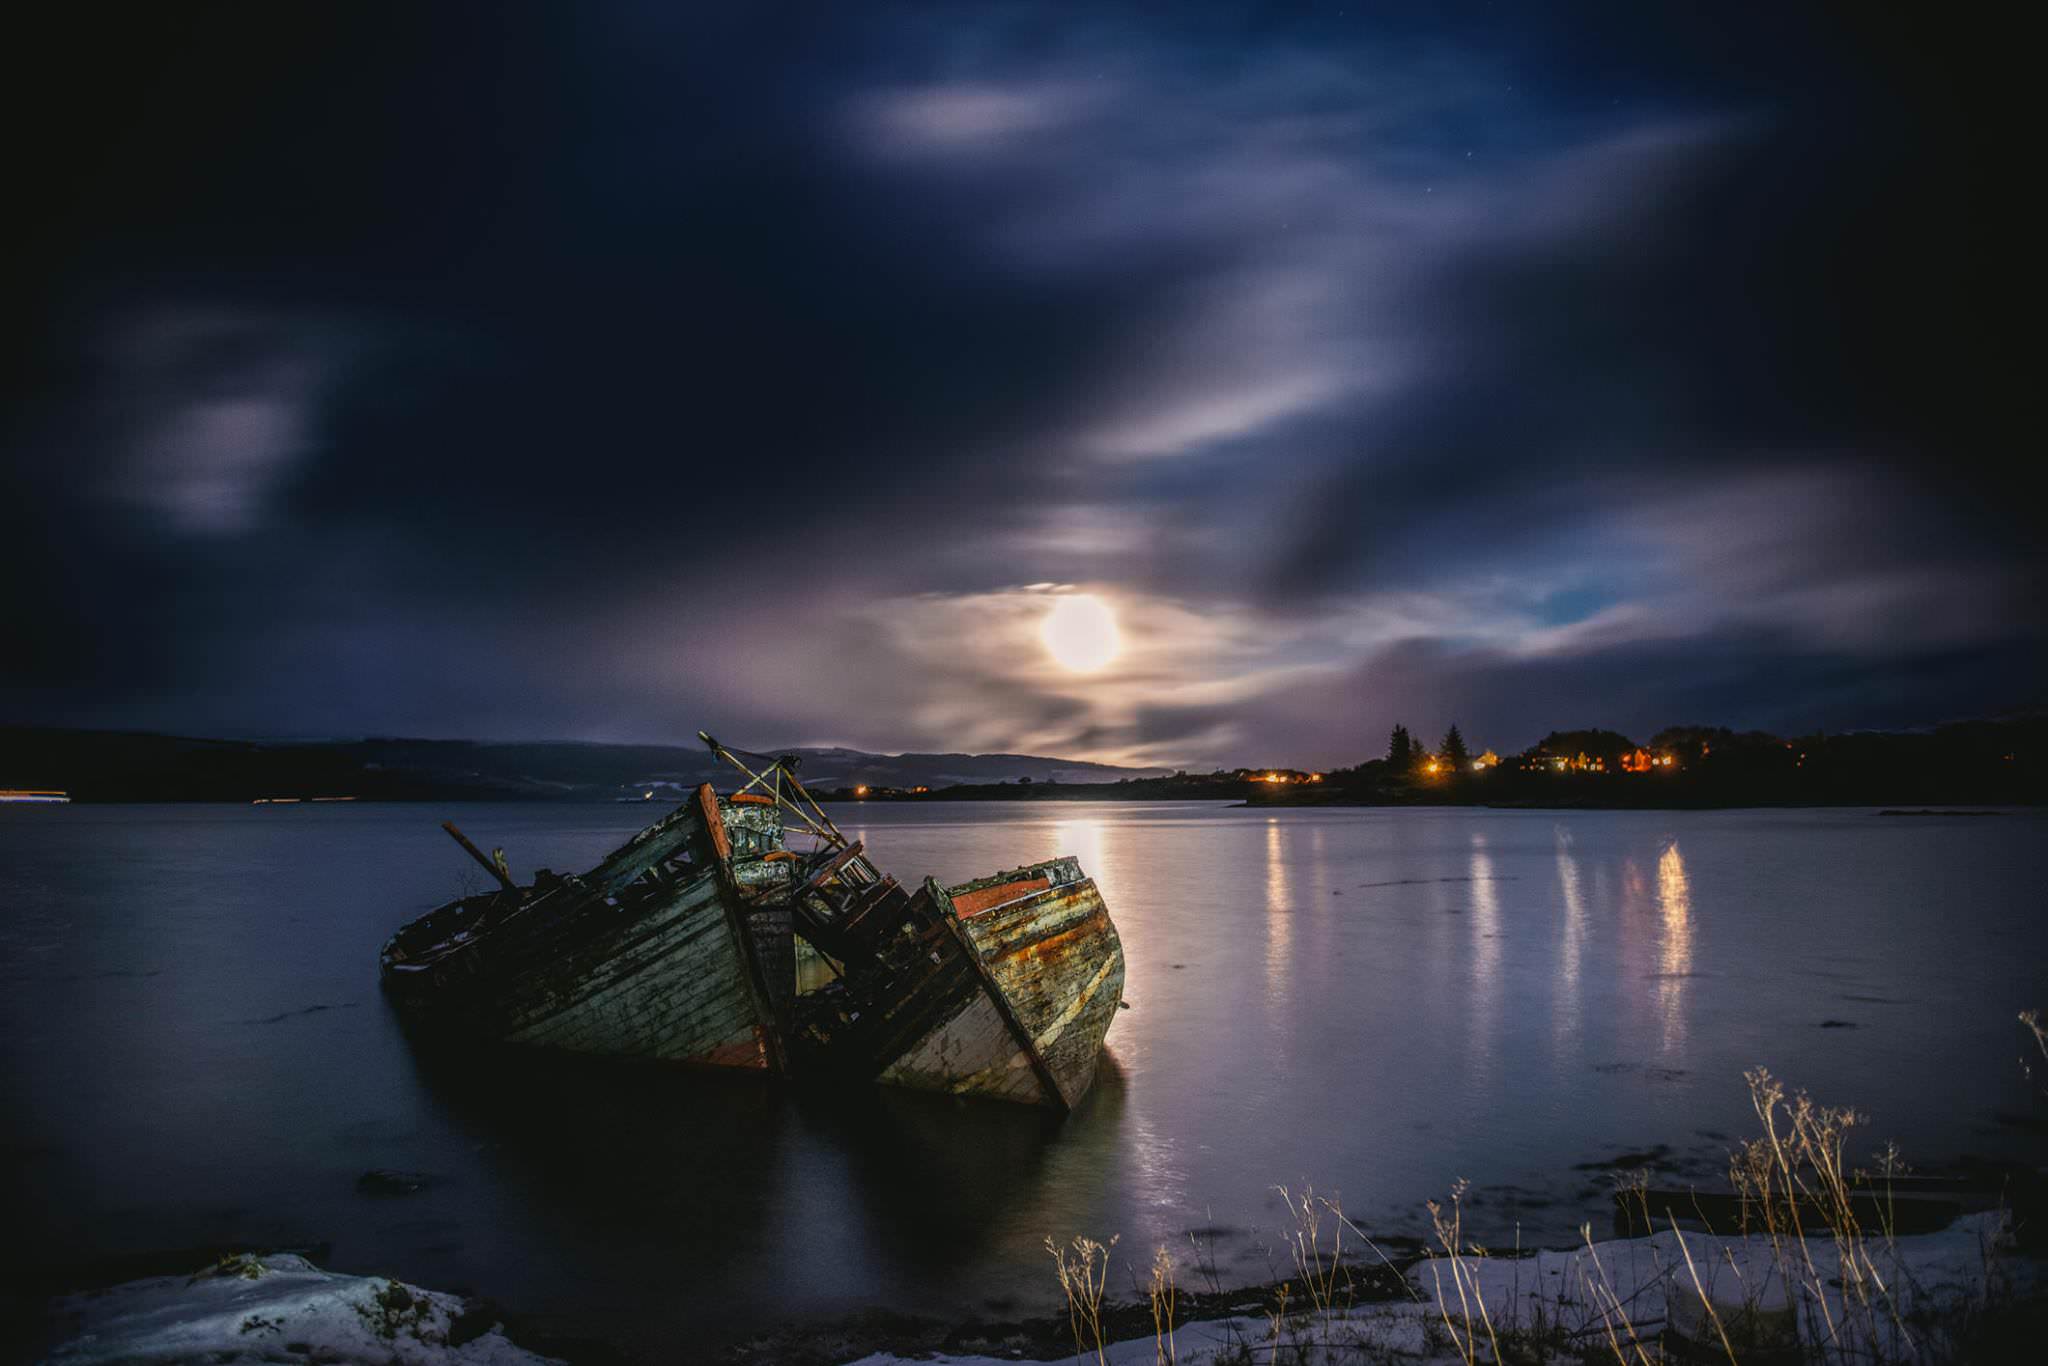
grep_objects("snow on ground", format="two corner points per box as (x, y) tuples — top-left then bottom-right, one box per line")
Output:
(40, 1253), (560, 1365)
(31, 1216), (2033, 1364)
(846, 1213), (2032, 1365)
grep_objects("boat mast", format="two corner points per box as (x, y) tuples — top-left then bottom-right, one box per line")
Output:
(698, 732), (852, 851)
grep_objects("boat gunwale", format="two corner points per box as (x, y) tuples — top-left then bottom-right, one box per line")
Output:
(950, 871), (1105, 928)
(380, 786), (775, 977)
(378, 789), (738, 983)
(945, 854), (1083, 897)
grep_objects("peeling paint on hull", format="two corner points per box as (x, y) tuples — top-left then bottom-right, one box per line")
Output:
(873, 861), (1125, 1110)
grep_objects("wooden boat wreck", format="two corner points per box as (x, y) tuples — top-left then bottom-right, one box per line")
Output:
(782, 856), (1125, 1109)
(379, 784), (786, 1071)
(378, 735), (1125, 1111)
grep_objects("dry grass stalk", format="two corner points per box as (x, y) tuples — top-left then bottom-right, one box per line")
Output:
(1735, 1067), (1928, 1363)
(1423, 1179), (1500, 1366)
(1575, 1221), (1656, 1365)
(1275, 1183), (1368, 1357)
(1045, 1233), (1119, 1365)
(1148, 1244), (1179, 1366)
(1669, 1217), (1742, 1365)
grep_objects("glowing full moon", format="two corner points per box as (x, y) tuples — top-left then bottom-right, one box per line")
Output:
(1041, 594), (1120, 672)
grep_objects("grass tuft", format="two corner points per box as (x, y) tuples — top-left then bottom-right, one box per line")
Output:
(1042, 1056), (2036, 1364)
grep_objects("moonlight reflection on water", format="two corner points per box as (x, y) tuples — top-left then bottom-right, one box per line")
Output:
(2, 800), (2043, 1354)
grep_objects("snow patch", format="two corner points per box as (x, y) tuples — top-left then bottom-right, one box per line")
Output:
(844, 1213), (2033, 1365)
(42, 1254), (560, 1365)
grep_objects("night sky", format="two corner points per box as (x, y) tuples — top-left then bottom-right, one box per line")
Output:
(3, 3), (2036, 768)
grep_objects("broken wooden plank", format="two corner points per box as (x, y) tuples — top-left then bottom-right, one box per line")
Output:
(441, 820), (517, 894)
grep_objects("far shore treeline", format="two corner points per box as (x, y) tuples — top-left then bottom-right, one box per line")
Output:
(848, 717), (2043, 810)
(2, 716), (2041, 809)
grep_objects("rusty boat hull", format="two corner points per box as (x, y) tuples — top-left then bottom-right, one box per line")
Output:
(795, 856), (1125, 1110)
(891, 858), (1125, 1109)
(379, 785), (785, 1070)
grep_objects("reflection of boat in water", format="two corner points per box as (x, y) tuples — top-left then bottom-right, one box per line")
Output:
(378, 733), (1125, 1111)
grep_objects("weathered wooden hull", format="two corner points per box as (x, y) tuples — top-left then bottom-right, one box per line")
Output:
(378, 772), (1125, 1110)
(379, 785), (783, 1070)
(874, 858), (1125, 1110)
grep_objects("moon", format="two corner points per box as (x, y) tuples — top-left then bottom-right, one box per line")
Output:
(1041, 594), (1120, 672)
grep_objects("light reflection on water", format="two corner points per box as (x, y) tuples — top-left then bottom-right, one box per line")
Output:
(1467, 835), (1502, 1095)
(1656, 841), (1694, 1054)
(1263, 818), (1292, 1006)
(1554, 825), (1588, 1059)
(4, 800), (2045, 1355)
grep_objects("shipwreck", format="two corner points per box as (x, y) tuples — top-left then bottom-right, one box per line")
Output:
(378, 734), (1125, 1111)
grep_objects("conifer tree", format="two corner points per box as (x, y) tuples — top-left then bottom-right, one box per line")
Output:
(1442, 724), (1470, 768)
(1387, 724), (1414, 768)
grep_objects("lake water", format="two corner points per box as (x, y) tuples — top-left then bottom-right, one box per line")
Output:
(4, 801), (2045, 1356)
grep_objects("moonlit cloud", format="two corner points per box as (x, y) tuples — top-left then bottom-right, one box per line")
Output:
(1087, 371), (1338, 461)
(1, 4), (2033, 760)
(101, 311), (334, 536)
(861, 82), (1107, 151)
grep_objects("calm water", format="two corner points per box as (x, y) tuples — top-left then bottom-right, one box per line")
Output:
(5, 802), (2045, 1355)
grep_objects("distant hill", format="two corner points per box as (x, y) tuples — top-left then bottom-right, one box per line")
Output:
(0, 727), (1170, 803)
(738, 746), (1167, 790)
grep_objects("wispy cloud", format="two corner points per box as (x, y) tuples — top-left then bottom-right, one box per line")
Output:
(99, 310), (337, 536)
(859, 80), (1110, 151)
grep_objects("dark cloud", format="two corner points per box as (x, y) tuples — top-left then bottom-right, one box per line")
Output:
(1144, 629), (2048, 771)
(2, 3), (2036, 761)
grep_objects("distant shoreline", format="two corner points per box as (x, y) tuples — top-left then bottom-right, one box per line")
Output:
(4, 717), (2038, 808)
(2, 782), (2038, 811)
